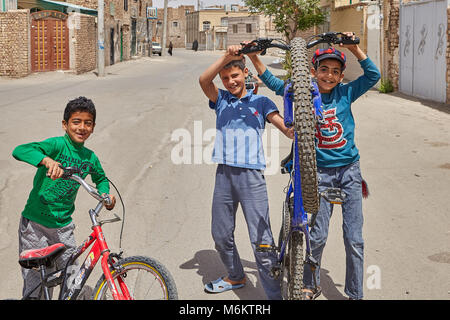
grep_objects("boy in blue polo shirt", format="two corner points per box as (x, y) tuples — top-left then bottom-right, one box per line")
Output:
(199, 46), (293, 300)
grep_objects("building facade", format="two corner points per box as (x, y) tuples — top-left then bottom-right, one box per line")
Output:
(185, 6), (250, 51)
(152, 5), (194, 48)
(331, 0), (449, 105)
(0, 0), (153, 77)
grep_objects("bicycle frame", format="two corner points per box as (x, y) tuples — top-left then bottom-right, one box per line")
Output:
(56, 175), (126, 300)
(277, 82), (318, 267)
(22, 173), (128, 300)
(59, 206), (127, 300)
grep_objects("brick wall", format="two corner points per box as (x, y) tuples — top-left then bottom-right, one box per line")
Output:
(0, 9), (30, 78)
(71, 13), (97, 74)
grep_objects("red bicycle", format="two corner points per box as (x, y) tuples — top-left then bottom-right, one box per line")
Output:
(18, 166), (178, 300)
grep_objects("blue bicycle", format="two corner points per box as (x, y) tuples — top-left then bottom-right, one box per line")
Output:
(240, 32), (358, 299)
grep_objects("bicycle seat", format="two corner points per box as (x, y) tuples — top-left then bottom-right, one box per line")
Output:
(19, 243), (66, 269)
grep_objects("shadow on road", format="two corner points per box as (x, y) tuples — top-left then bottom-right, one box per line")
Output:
(180, 249), (347, 300)
(318, 268), (347, 300)
(179, 249), (266, 300)
(390, 92), (450, 115)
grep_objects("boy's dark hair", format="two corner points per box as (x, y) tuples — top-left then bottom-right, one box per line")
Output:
(222, 58), (246, 72)
(63, 96), (96, 123)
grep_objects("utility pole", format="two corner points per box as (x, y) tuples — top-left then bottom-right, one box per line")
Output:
(97, 0), (105, 77)
(162, 0), (168, 56)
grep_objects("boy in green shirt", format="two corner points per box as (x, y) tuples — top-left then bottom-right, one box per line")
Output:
(12, 96), (116, 299)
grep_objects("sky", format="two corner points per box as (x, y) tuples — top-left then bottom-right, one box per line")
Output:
(152, 0), (246, 9)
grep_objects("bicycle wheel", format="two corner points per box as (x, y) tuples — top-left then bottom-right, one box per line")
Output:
(290, 37), (319, 214)
(279, 198), (291, 299)
(92, 256), (178, 300)
(287, 231), (304, 300)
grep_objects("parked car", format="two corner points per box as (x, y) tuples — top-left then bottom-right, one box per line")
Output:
(152, 42), (162, 56)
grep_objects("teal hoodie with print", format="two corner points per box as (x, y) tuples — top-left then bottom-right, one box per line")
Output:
(259, 57), (381, 167)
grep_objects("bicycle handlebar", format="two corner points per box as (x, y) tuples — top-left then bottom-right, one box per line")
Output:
(60, 166), (111, 205)
(238, 38), (290, 55)
(306, 32), (360, 49)
(237, 32), (360, 55)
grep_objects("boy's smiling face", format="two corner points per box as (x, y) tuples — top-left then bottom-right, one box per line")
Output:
(62, 111), (95, 144)
(311, 59), (345, 93)
(219, 65), (248, 98)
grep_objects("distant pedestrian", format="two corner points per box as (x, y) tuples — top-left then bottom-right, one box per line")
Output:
(168, 41), (173, 56)
(192, 39), (198, 52)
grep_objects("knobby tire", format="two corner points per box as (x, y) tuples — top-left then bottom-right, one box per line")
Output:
(290, 37), (320, 215)
(288, 231), (304, 300)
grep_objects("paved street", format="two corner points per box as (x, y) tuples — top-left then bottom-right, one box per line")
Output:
(0, 48), (449, 300)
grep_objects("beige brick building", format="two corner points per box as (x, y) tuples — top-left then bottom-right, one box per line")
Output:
(185, 6), (250, 51)
(0, 0), (153, 77)
(152, 5), (194, 48)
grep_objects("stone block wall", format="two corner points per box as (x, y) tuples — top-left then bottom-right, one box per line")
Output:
(385, 0), (399, 91)
(0, 9), (30, 78)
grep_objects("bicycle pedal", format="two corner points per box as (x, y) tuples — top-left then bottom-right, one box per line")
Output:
(270, 266), (282, 279)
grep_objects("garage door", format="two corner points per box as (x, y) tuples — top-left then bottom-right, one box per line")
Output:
(399, 0), (447, 103)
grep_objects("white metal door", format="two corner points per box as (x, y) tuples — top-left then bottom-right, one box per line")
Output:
(399, 0), (447, 103)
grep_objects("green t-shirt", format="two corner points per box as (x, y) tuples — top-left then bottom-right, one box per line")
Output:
(12, 134), (110, 228)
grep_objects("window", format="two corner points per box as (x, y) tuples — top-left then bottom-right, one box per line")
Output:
(124, 0), (128, 11)
(246, 24), (252, 33)
(232, 24), (238, 33)
(173, 21), (179, 28)
(221, 17), (228, 27)
(202, 21), (211, 31)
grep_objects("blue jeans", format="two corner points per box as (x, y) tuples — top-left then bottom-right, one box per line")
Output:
(303, 161), (364, 299)
(211, 164), (282, 300)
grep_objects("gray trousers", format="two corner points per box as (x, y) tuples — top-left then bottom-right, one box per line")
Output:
(211, 164), (282, 300)
(18, 216), (77, 299)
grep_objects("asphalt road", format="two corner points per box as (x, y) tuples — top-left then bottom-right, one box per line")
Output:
(0, 49), (449, 300)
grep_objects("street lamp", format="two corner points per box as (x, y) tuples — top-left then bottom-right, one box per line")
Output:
(161, 0), (177, 56)
(97, 0), (105, 77)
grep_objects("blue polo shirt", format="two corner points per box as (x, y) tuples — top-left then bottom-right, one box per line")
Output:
(209, 89), (279, 170)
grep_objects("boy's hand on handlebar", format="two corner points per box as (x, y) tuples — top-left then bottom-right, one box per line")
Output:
(241, 41), (262, 56)
(338, 32), (359, 50)
(339, 31), (367, 61)
(40, 157), (64, 180)
(225, 45), (244, 60)
(102, 193), (116, 210)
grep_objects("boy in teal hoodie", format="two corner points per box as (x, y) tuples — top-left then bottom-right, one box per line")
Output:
(245, 33), (381, 299)
(13, 96), (116, 299)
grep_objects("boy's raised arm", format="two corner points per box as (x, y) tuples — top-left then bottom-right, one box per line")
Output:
(199, 46), (242, 103)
